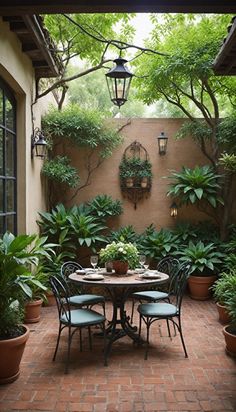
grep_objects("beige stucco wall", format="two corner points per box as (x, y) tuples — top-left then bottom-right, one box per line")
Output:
(66, 118), (209, 233)
(0, 17), (55, 234)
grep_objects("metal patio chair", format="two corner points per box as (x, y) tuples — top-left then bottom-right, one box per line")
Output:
(50, 275), (107, 373)
(137, 263), (190, 360)
(130, 256), (180, 324)
(60, 261), (106, 316)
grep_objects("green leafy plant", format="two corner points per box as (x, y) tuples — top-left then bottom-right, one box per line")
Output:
(119, 157), (152, 180)
(42, 156), (80, 188)
(87, 194), (123, 220)
(227, 295), (236, 334)
(0, 232), (54, 339)
(68, 211), (107, 251)
(177, 241), (224, 276)
(109, 225), (138, 244)
(139, 228), (178, 264)
(211, 270), (236, 305)
(167, 165), (223, 208)
(99, 241), (139, 269)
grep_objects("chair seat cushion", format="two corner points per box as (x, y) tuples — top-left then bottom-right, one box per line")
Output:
(68, 294), (105, 306)
(138, 302), (178, 317)
(61, 308), (105, 326)
(132, 290), (168, 301)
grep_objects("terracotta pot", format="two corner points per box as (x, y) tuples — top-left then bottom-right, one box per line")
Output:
(0, 325), (30, 384)
(44, 291), (56, 306)
(125, 178), (134, 188)
(141, 177), (148, 188)
(188, 275), (217, 300)
(24, 299), (43, 323)
(112, 260), (129, 275)
(223, 325), (236, 357)
(216, 302), (230, 324)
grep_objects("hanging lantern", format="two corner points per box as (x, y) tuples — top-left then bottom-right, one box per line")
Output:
(157, 131), (168, 155)
(105, 57), (133, 107)
(31, 128), (47, 159)
(170, 202), (178, 218)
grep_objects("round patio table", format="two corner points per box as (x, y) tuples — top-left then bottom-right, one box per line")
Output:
(69, 270), (169, 364)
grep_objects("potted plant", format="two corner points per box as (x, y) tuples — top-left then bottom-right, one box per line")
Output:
(99, 241), (139, 275)
(211, 270), (236, 324)
(24, 270), (48, 323)
(0, 232), (54, 384)
(223, 294), (236, 357)
(177, 241), (224, 300)
(119, 158), (152, 188)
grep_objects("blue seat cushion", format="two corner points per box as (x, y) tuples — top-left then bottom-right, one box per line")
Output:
(131, 290), (168, 301)
(61, 308), (105, 326)
(138, 302), (178, 317)
(68, 294), (105, 306)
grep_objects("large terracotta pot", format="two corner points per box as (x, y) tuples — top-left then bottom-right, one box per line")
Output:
(24, 299), (43, 323)
(216, 302), (230, 324)
(223, 325), (236, 357)
(112, 260), (129, 275)
(0, 325), (30, 384)
(44, 290), (56, 306)
(188, 275), (217, 300)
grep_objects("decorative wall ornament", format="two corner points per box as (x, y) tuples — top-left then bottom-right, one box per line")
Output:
(119, 140), (152, 209)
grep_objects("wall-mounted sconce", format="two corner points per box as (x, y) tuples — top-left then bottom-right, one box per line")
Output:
(105, 57), (133, 108)
(170, 202), (178, 218)
(31, 128), (47, 159)
(157, 131), (168, 155)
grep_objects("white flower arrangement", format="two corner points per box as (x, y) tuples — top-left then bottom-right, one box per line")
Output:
(99, 241), (139, 269)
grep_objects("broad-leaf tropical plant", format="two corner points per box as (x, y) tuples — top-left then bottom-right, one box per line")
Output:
(0, 232), (55, 339)
(167, 165), (223, 209)
(139, 228), (178, 264)
(176, 240), (224, 276)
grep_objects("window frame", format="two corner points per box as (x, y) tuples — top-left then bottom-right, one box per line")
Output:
(0, 77), (17, 235)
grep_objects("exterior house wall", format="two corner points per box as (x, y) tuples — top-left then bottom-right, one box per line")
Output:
(66, 118), (210, 233)
(0, 17), (54, 234)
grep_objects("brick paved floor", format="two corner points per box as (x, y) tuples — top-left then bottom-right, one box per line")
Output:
(0, 296), (235, 412)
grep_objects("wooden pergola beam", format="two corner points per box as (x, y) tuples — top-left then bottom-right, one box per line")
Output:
(0, 1), (236, 15)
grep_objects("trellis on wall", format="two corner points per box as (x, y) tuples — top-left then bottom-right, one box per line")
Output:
(119, 140), (152, 209)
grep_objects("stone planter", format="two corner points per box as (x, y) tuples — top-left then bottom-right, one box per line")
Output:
(0, 325), (30, 384)
(188, 275), (217, 300)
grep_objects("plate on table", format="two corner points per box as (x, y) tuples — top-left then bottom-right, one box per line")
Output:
(82, 274), (105, 281)
(134, 268), (145, 274)
(139, 272), (162, 280)
(76, 268), (96, 275)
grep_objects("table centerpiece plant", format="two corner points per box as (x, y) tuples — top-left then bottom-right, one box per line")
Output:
(99, 241), (139, 275)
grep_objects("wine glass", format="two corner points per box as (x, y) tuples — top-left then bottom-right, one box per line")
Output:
(90, 255), (98, 271)
(139, 254), (146, 270)
(143, 262), (149, 272)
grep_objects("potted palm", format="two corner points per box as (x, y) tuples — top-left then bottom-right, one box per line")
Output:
(177, 241), (224, 300)
(211, 270), (236, 324)
(99, 241), (139, 275)
(0, 232), (54, 384)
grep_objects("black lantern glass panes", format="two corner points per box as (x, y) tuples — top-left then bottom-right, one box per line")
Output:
(157, 131), (168, 155)
(106, 57), (133, 107)
(32, 128), (47, 159)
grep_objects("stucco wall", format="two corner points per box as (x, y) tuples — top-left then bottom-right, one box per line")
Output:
(0, 17), (55, 234)
(66, 118), (209, 233)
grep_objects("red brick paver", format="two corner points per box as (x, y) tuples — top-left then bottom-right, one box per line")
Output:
(0, 297), (235, 412)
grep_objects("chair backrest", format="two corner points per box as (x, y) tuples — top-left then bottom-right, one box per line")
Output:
(50, 275), (72, 323)
(157, 256), (180, 292)
(169, 262), (191, 309)
(60, 261), (83, 278)
(60, 261), (83, 296)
